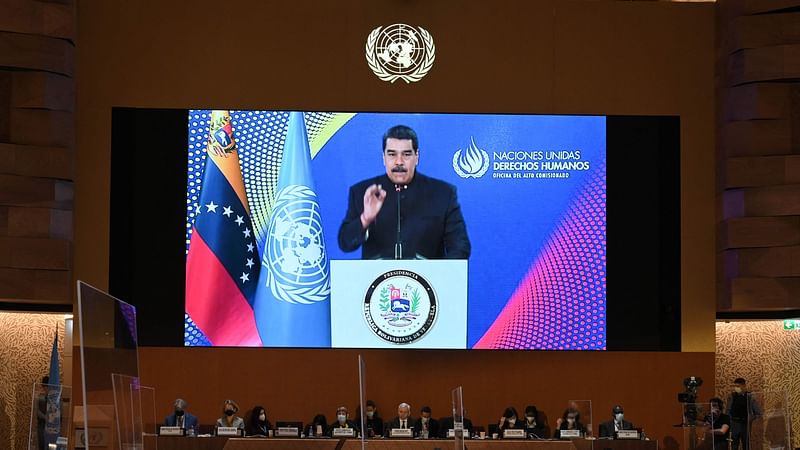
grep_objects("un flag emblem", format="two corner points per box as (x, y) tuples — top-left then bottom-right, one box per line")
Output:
(264, 185), (331, 305)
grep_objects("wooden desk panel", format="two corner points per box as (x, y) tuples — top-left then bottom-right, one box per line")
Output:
(144, 436), (658, 450)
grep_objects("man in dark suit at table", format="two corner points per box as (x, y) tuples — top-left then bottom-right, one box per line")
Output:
(163, 398), (199, 433)
(599, 405), (635, 438)
(438, 409), (474, 438)
(338, 125), (471, 260)
(385, 402), (416, 437)
(413, 406), (439, 439)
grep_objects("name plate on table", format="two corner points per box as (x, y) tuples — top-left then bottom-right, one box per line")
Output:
(332, 428), (355, 437)
(275, 427), (299, 437)
(159, 426), (184, 436)
(217, 427), (241, 437)
(504, 429), (525, 439)
(390, 428), (413, 438)
(617, 430), (640, 440)
(448, 429), (469, 438)
(560, 429), (581, 439)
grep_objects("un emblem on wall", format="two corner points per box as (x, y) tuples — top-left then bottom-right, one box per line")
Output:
(366, 23), (435, 84)
(264, 185), (330, 305)
(363, 270), (437, 344)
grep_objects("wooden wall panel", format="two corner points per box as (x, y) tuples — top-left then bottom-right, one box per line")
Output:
(0, 0), (75, 309)
(718, 0), (800, 314)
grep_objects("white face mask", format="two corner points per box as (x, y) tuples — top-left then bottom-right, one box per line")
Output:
(527, 415), (536, 422)
(259, 414), (266, 421)
(615, 413), (624, 422)
(366, 411), (374, 418)
(422, 417), (429, 423)
(338, 414), (347, 423)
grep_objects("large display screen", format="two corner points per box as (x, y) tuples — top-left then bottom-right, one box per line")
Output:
(183, 110), (606, 349)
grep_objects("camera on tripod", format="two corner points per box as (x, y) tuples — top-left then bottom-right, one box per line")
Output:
(678, 376), (703, 424)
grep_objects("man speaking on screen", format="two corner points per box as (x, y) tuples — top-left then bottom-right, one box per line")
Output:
(338, 125), (471, 259)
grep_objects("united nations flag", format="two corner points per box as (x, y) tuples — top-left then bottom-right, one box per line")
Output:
(253, 112), (332, 347)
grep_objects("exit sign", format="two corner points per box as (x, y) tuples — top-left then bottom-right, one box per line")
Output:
(784, 320), (800, 330)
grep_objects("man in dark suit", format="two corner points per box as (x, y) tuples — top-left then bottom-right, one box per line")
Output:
(163, 398), (199, 433)
(438, 411), (474, 438)
(599, 405), (634, 438)
(413, 406), (439, 439)
(385, 402), (416, 437)
(326, 406), (360, 437)
(338, 125), (471, 260)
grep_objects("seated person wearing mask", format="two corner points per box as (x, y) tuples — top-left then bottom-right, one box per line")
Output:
(438, 408), (474, 438)
(599, 405), (634, 438)
(523, 405), (548, 439)
(163, 398), (199, 433)
(385, 402), (415, 437)
(327, 406), (360, 437)
(413, 406), (439, 439)
(359, 400), (383, 438)
(215, 399), (245, 433)
(498, 407), (524, 433)
(246, 406), (271, 437)
(555, 408), (586, 438)
(703, 397), (731, 450)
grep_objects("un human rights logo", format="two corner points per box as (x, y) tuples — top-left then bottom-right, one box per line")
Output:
(264, 185), (330, 304)
(366, 23), (435, 84)
(453, 137), (490, 178)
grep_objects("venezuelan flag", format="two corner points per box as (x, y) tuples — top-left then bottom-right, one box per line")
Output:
(186, 110), (262, 346)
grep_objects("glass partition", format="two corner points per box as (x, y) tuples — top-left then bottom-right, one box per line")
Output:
(136, 386), (158, 440)
(749, 391), (791, 450)
(28, 382), (73, 450)
(77, 281), (141, 450)
(358, 354), (366, 449)
(680, 403), (714, 450)
(565, 400), (593, 438)
(451, 386), (465, 450)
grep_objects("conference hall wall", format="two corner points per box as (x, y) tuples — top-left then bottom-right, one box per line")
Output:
(74, 0), (715, 448)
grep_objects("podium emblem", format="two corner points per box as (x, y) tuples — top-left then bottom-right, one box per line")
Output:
(363, 270), (437, 344)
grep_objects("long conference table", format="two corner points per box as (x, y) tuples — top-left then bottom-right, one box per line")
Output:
(143, 436), (658, 450)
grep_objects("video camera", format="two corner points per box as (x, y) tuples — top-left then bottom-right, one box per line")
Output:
(677, 376), (703, 403)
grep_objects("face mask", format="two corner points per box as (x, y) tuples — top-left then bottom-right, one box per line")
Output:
(734, 387), (743, 393)
(366, 411), (374, 418)
(567, 418), (576, 425)
(225, 410), (235, 416)
(527, 415), (536, 422)
(615, 413), (624, 422)
(175, 410), (184, 417)
(338, 414), (347, 423)
(422, 417), (429, 423)
(259, 414), (266, 422)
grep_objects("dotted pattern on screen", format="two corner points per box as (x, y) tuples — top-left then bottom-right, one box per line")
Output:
(477, 164), (607, 350)
(184, 313), (212, 346)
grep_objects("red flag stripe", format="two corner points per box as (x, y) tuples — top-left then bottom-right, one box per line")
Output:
(186, 230), (262, 346)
